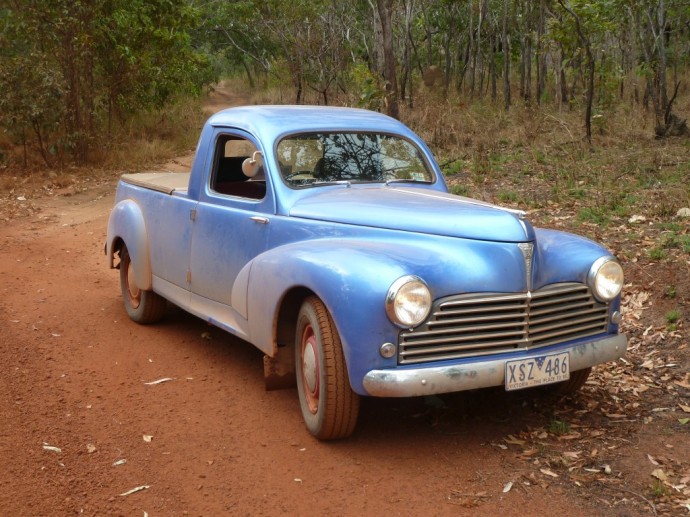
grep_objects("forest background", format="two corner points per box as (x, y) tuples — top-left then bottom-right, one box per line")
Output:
(1, 0), (689, 277)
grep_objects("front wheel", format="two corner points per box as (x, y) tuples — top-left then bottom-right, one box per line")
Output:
(119, 245), (167, 324)
(295, 296), (360, 440)
(551, 367), (592, 395)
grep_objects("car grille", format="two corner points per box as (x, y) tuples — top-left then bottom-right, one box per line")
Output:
(398, 283), (609, 365)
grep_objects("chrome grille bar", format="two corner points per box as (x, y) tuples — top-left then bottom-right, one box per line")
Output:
(399, 283), (609, 365)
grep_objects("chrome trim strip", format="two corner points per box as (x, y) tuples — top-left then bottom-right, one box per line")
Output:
(362, 334), (627, 397)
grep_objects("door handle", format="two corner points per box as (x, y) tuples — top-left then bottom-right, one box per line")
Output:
(250, 216), (269, 224)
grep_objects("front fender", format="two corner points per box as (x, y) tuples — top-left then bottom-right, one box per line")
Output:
(106, 199), (152, 291)
(245, 239), (410, 394)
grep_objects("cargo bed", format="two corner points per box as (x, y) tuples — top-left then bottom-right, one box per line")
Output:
(121, 172), (190, 195)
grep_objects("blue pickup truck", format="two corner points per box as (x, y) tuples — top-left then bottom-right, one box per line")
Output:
(106, 105), (627, 439)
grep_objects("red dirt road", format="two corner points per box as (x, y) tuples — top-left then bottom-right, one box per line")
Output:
(0, 179), (605, 517)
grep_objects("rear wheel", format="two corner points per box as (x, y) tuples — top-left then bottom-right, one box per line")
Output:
(295, 296), (360, 440)
(119, 245), (166, 324)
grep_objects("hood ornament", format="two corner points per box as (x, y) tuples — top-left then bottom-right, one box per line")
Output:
(518, 243), (534, 291)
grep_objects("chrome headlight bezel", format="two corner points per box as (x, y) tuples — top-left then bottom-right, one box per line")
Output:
(587, 257), (624, 302)
(386, 275), (432, 328)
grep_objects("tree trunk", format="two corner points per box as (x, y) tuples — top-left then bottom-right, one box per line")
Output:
(468, 0), (476, 98)
(376, 0), (399, 119)
(502, 0), (511, 109)
(536, 0), (546, 104)
(657, 0), (669, 115)
(523, 33), (532, 104)
(490, 31), (497, 101)
(559, 0), (594, 145)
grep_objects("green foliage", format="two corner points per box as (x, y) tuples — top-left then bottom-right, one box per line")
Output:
(449, 183), (470, 197)
(0, 0), (214, 166)
(651, 479), (671, 498)
(350, 63), (386, 111)
(576, 207), (610, 226)
(665, 309), (681, 325)
(548, 419), (570, 436)
(498, 190), (520, 203)
(648, 247), (667, 261)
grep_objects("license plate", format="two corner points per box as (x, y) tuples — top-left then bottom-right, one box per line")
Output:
(505, 351), (570, 391)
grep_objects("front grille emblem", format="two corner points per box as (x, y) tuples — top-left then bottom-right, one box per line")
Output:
(518, 243), (534, 291)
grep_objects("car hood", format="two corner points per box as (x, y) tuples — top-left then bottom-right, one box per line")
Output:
(288, 186), (535, 242)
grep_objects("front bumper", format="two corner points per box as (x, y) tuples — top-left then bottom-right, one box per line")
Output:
(362, 334), (627, 397)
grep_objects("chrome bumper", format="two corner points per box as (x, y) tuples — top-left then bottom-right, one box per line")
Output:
(362, 334), (627, 397)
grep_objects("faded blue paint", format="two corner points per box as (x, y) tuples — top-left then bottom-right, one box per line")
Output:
(106, 105), (625, 397)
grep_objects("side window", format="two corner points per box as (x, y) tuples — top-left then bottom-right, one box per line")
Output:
(210, 135), (266, 200)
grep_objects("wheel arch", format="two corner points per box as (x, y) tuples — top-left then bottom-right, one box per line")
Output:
(106, 199), (152, 291)
(262, 286), (315, 391)
(275, 286), (315, 352)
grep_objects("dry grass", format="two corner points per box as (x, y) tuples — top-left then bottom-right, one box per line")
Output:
(241, 76), (688, 224)
(0, 95), (207, 178)
(2, 76), (688, 225)
(99, 98), (206, 172)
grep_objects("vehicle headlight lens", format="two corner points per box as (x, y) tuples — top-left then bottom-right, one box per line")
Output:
(588, 258), (624, 302)
(386, 276), (432, 328)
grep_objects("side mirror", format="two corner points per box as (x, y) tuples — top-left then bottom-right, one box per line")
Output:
(242, 151), (263, 178)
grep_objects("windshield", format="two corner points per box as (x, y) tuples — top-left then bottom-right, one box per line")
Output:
(276, 132), (434, 187)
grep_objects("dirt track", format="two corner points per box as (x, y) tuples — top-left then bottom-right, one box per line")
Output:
(0, 182), (602, 516)
(2, 85), (687, 516)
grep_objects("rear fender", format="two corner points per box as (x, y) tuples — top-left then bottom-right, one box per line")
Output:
(106, 199), (152, 291)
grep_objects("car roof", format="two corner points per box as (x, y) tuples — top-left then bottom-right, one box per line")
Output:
(206, 105), (417, 143)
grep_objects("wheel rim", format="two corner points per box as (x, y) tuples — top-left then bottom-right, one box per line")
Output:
(300, 323), (320, 414)
(124, 255), (141, 309)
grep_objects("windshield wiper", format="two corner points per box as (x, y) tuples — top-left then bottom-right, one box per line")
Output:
(311, 180), (352, 188)
(385, 178), (432, 185)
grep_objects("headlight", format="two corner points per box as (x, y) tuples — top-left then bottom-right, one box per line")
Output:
(588, 257), (624, 302)
(386, 276), (432, 328)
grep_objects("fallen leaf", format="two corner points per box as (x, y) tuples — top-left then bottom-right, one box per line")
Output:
(42, 444), (62, 454)
(112, 459), (127, 467)
(647, 454), (660, 466)
(119, 485), (150, 497)
(504, 435), (526, 446)
(651, 469), (668, 482)
(679, 418), (689, 425)
(679, 404), (690, 413)
(503, 481), (513, 493)
(144, 377), (174, 386)
(143, 435), (153, 443)
(540, 468), (559, 478)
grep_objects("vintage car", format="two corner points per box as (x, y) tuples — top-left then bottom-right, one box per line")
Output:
(106, 105), (627, 439)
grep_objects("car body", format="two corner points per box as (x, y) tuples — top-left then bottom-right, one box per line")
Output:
(106, 105), (627, 439)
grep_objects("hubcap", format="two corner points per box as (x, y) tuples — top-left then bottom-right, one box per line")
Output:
(300, 324), (320, 414)
(126, 259), (141, 309)
(303, 339), (318, 392)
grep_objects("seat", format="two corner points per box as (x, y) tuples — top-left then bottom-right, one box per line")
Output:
(313, 157), (329, 179)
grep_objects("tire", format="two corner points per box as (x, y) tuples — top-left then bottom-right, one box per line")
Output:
(551, 367), (592, 395)
(119, 245), (167, 324)
(295, 296), (360, 440)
